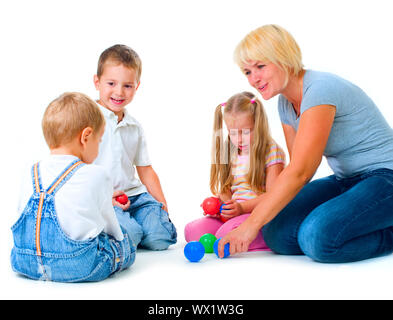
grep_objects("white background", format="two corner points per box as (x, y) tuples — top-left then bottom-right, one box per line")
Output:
(1, 0), (393, 300)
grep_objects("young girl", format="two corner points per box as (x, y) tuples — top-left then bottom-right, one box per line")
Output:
(184, 92), (286, 251)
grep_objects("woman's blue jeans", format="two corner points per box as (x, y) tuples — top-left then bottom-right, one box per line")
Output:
(262, 168), (393, 263)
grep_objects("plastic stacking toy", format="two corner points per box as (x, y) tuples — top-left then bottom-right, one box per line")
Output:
(184, 241), (205, 262)
(202, 197), (221, 215)
(213, 237), (230, 258)
(199, 233), (217, 253)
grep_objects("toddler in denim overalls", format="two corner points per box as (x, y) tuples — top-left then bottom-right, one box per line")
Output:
(11, 92), (136, 282)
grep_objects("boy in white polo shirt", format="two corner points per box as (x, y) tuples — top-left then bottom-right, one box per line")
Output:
(93, 44), (177, 250)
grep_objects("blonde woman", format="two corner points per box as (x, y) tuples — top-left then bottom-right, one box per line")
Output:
(184, 92), (285, 251)
(218, 25), (393, 263)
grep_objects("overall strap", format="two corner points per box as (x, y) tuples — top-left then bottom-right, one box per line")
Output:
(46, 159), (85, 195)
(32, 159), (84, 257)
(32, 162), (45, 257)
(32, 163), (43, 194)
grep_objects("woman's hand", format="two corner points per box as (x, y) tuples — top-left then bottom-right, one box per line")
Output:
(217, 219), (260, 257)
(220, 199), (244, 220)
(112, 190), (131, 210)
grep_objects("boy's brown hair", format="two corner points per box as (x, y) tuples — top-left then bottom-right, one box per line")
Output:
(42, 92), (105, 149)
(97, 44), (142, 81)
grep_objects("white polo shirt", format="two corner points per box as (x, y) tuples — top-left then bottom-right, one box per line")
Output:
(94, 102), (151, 197)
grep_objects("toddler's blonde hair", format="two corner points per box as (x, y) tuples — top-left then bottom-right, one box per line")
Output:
(210, 92), (273, 195)
(234, 24), (304, 79)
(42, 92), (105, 149)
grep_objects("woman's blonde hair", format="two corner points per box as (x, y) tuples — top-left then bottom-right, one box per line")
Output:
(210, 92), (273, 195)
(42, 92), (105, 149)
(234, 24), (304, 79)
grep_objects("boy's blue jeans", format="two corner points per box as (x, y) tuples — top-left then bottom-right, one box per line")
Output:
(114, 192), (177, 250)
(262, 168), (393, 263)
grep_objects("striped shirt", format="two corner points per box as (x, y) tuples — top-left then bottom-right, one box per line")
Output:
(231, 143), (286, 202)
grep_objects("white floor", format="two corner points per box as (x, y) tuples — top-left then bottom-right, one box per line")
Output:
(2, 238), (393, 300)
(2, 163), (393, 300)
(2, 0), (393, 301)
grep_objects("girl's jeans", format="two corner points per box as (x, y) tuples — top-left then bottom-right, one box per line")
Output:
(262, 168), (393, 263)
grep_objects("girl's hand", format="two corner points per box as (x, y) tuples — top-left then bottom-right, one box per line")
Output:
(203, 212), (220, 218)
(218, 220), (260, 257)
(112, 190), (131, 210)
(220, 199), (244, 220)
(200, 201), (220, 218)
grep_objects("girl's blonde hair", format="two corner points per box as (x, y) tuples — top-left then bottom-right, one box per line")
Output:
(234, 24), (304, 79)
(210, 92), (272, 195)
(42, 92), (105, 149)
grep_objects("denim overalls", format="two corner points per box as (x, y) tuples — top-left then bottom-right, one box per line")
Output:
(11, 159), (135, 282)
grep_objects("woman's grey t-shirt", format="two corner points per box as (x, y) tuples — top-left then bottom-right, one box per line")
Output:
(278, 70), (393, 178)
